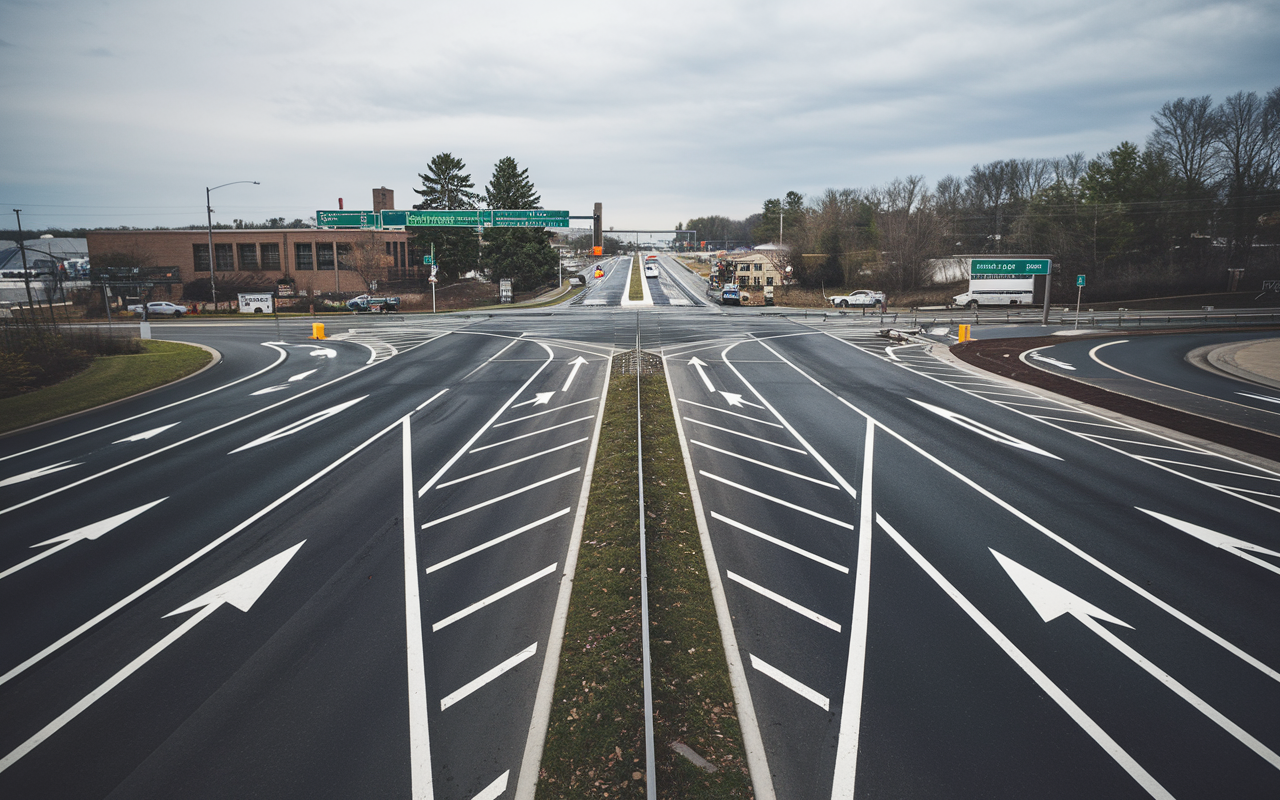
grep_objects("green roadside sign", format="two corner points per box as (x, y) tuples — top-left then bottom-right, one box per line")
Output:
(971, 258), (1051, 276)
(316, 210), (381, 228)
(423, 255), (435, 266)
(1077, 274), (1086, 287)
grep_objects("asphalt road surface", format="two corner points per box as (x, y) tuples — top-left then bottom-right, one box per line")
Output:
(2, 306), (1278, 799)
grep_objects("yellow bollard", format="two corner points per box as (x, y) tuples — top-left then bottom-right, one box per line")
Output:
(312, 322), (326, 340)
(958, 324), (970, 342)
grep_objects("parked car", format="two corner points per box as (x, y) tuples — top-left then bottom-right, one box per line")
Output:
(827, 290), (885, 308)
(126, 301), (186, 317)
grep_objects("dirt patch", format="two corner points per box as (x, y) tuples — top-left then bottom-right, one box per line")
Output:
(950, 330), (1280, 462)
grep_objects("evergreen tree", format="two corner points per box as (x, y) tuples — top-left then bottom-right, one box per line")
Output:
(412, 153), (481, 282)
(484, 157), (541, 209)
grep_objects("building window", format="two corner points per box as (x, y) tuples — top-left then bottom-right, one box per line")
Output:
(754, 264), (762, 271)
(766, 276), (774, 286)
(317, 243), (335, 270)
(193, 244), (210, 272)
(260, 243), (281, 271)
(385, 241), (392, 256)
(337, 242), (353, 270)
(214, 243), (234, 271)
(238, 243), (258, 270)
(295, 243), (313, 270)
(754, 275), (762, 286)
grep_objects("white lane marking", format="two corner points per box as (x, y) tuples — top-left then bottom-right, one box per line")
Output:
(440, 643), (538, 711)
(0, 542), (304, 776)
(472, 771), (510, 800)
(678, 398), (784, 428)
(511, 392), (554, 409)
(994, 549), (1280, 770)
(1137, 508), (1280, 576)
(0, 411), (409, 690)
(0, 461), (82, 487)
(1089, 340), (1280, 419)
(720, 391), (765, 409)
(691, 440), (839, 488)
(749, 338), (1280, 684)
(711, 512), (848, 573)
(909, 399), (1061, 460)
(437, 439), (589, 488)
(426, 509), (571, 575)
(561, 356), (589, 392)
(402, 420), (435, 800)
(414, 389), (449, 413)
(432, 563), (557, 632)
(250, 384), (292, 395)
(1027, 350), (1076, 370)
(309, 347), (338, 358)
(0, 343), (286, 466)
(460, 337), (521, 381)
(420, 469), (581, 530)
(748, 654), (829, 711)
(876, 518), (1172, 800)
(683, 418), (806, 453)
(467, 416), (595, 454)
(229, 396), (368, 453)
(112, 424), (179, 443)
(288, 369), (317, 382)
(1028, 416), (1132, 430)
(0, 498), (167, 581)
(699, 471), (855, 530)
(1238, 391), (1280, 405)
(1075, 434), (1201, 453)
(1206, 484), (1280, 499)
(727, 571), (840, 631)
(831, 421), (875, 800)
(496, 396), (599, 427)
(1138, 457), (1280, 482)
(689, 357), (716, 392)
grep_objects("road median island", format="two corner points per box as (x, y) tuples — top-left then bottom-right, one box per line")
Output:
(0, 339), (213, 435)
(537, 351), (753, 799)
(629, 254), (644, 302)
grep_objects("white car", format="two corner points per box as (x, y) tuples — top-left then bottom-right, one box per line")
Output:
(828, 290), (885, 308)
(643, 264), (659, 278)
(127, 301), (186, 317)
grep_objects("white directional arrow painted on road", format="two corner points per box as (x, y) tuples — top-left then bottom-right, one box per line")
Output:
(309, 348), (337, 359)
(512, 392), (555, 409)
(1028, 350), (1076, 370)
(0, 541), (304, 774)
(689, 357), (715, 392)
(910, 399), (1061, 460)
(0, 461), (82, 488)
(0, 498), (167, 581)
(229, 396), (367, 453)
(250, 385), (292, 396)
(1136, 508), (1280, 577)
(992, 549), (1280, 770)
(720, 391), (763, 409)
(112, 424), (180, 444)
(561, 356), (588, 392)
(288, 369), (318, 382)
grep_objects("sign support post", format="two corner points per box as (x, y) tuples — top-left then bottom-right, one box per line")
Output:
(1075, 274), (1085, 329)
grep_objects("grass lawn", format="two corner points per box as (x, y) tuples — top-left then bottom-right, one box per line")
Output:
(0, 339), (212, 435)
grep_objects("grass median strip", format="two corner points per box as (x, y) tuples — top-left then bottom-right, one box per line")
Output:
(629, 254), (644, 302)
(0, 339), (212, 435)
(538, 352), (752, 799)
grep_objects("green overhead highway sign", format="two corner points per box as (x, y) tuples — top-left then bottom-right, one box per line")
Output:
(316, 210), (381, 228)
(377, 209), (569, 229)
(970, 258), (1051, 276)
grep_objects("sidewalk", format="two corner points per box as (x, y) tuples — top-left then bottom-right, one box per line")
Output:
(1206, 337), (1280, 390)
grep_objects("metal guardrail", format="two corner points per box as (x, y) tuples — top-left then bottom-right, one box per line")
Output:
(765, 306), (1280, 330)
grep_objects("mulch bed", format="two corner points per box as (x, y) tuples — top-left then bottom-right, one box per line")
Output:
(950, 329), (1280, 463)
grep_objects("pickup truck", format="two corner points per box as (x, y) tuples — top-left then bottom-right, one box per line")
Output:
(346, 295), (400, 313)
(827, 290), (885, 308)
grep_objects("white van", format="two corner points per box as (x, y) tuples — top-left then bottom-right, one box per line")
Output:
(952, 276), (1034, 309)
(238, 293), (274, 314)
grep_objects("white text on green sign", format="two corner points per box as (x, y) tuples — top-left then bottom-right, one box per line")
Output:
(971, 258), (1051, 275)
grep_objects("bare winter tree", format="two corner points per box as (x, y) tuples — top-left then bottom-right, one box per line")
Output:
(1149, 96), (1221, 196)
(345, 233), (393, 290)
(1214, 89), (1280, 266)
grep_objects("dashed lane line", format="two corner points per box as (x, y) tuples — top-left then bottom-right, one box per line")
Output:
(432, 563), (558, 632)
(436, 439), (590, 488)
(420, 469), (581, 530)
(711, 512), (849, 574)
(425, 509), (571, 576)
(726, 571), (842, 632)
(467, 417), (596, 454)
(691, 440), (840, 488)
(749, 654), (830, 711)
(440, 643), (538, 711)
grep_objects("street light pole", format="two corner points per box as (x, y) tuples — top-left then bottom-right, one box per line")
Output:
(206, 180), (259, 311)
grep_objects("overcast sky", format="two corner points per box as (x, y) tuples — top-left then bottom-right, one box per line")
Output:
(2, 0), (1277, 234)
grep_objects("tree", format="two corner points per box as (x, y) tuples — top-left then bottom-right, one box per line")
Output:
(479, 157), (558, 290)
(1213, 90), (1279, 268)
(483, 157), (541, 209)
(347, 232), (393, 289)
(1149, 96), (1220, 197)
(412, 153), (481, 281)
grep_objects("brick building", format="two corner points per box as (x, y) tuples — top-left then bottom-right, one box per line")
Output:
(86, 227), (411, 299)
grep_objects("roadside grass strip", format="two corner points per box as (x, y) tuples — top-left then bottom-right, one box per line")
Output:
(537, 358), (753, 799)
(629, 254), (644, 302)
(0, 340), (212, 435)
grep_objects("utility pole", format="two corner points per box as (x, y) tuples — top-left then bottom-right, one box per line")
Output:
(11, 210), (38, 319)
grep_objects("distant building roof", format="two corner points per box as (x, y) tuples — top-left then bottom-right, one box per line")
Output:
(16, 238), (88, 260)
